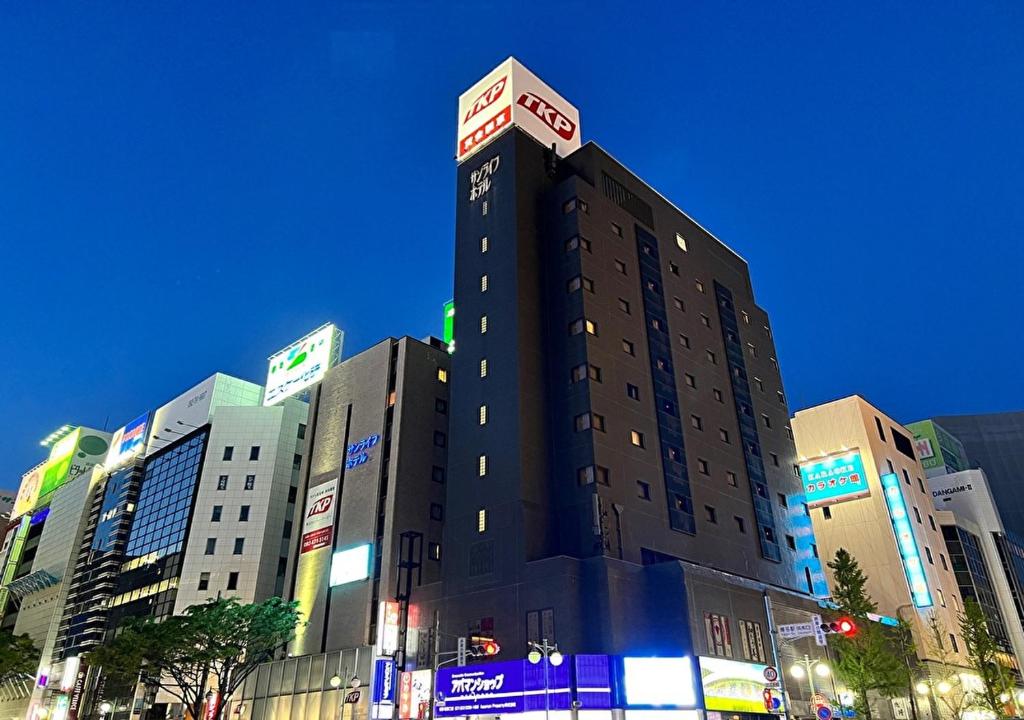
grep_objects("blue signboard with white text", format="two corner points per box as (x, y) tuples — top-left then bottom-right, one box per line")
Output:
(800, 451), (870, 508)
(434, 658), (570, 718)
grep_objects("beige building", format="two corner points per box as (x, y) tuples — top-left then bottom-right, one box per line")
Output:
(792, 396), (970, 676)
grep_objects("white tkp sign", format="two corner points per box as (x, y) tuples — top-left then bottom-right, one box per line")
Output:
(300, 479), (338, 554)
(457, 57), (581, 162)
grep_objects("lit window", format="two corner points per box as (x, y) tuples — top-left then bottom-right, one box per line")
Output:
(742, 311), (750, 324)
(481, 275), (488, 292)
(480, 315), (488, 334)
(676, 233), (688, 252)
(481, 236), (488, 252)
(479, 405), (487, 425)
(630, 430), (645, 448)
(429, 543), (442, 561)
(437, 368), (448, 383)
(478, 455), (487, 477)
(585, 319), (597, 335)
(477, 508), (487, 533)
(480, 358), (488, 377)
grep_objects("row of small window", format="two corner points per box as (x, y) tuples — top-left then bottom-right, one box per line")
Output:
(198, 571), (241, 592)
(211, 505), (251, 522)
(222, 445), (261, 461)
(216, 474), (258, 491)
(204, 537), (248, 555)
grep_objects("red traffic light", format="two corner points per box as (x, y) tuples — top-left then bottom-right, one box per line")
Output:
(470, 636), (501, 656)
(482, 640), (500, 656)
(820, 617), (857, 637)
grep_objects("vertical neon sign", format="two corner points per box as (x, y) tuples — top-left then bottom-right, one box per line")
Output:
(881, 473), (933, 608)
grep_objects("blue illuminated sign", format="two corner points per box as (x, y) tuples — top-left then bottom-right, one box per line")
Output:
(373, 658), (396, 703)
(346, 434), (380, 469)
(801, 451), (870, 508)
(435, 658), (570, 717)
(789, 495), (829, 597)
(881, 473), (933, 608)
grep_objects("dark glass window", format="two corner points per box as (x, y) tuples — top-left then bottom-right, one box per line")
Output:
(205, 538), (216, 555)
(217, 475), (228, 491)
(227, 572), (239, 591)
(223, 446), (234, 461)
(244, 475), (255, 490)
(212, 506), (222, 522)
(249, 446), (261, 461)
(239, 505), (250, 522)
(234, 538), (245, 555)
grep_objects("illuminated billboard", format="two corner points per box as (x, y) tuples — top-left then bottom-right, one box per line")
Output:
(39, 429), (81, 499)
(800, 450), (870, 508)
(37, 427), (110, 502)
(330, 543), (371, 586)
(13, 464), (46, 519)
(106, 413), (151, 470)
(457, 58), (582, 162)
(699, 657), (785, 714)
(621, 657), (697, 708)
(443, 300), (455, 351)
(264, 324), (342, 406)
(881, 473), (933, 608)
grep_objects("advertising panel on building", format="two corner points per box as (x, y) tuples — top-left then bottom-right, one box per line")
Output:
(698, 657), (785, 714)
(435, 659), (571, 717)
(620, 657), (698, 709)
(264, 323), (342, 406)
(146, 375), (217, 455)
(376, 601), (401, 656)
(13, 463), (45, 519)
(330, 543), (372, 586)
(372, 658), (397, 720)
(457, 57), (582, 163)
(881, 473), (933, 608)
(800, 451), (870, 508)
(398, 669), (432, 720)
(106, 412), (151, 469)
(300, 479), (338, 553)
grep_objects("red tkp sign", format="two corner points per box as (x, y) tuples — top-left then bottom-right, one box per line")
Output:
(516, 92), (576, 140)
(464, 76), (507, 123)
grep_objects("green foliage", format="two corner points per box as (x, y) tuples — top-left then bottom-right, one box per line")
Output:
(0, 630), (39, 681)
(925, 614), (969, 720)
(959, 598), (1012, 720)
(87, 597), (301, 720)
(828, 548), (877, 617)
(827, 549), (910, 720)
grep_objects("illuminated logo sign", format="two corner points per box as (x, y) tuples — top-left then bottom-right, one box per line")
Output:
(346, 434), (380, 469)
(915, 437), (935, 460)
(330, 543), (372, 586)
(457, 58), (581, 162)
(264, 324), (342, 406)
(469, 155), (500, 202)
(516, 92), (576, 140)
(699, 657), (786, 714)
(800, 450), (870, 508)
(300, 479), (337, 554)
(464, 76), (507, 122)
(398, 670), (433, 720)
(881, 473), (933, 608)
(373, 658), (397, 705)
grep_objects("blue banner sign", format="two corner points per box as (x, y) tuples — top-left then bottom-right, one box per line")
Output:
(434, 658), (570, 718)
(801, 451), (870, 508)
(373, 658), (396, 703)
(881, 473), (933, 608)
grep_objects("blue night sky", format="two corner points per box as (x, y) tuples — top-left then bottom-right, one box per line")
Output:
(2, 2), (1022, 480)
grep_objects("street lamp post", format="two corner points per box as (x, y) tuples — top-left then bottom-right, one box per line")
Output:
(330, 668), (362, 720)
(789, 655), (831, 709)
(527, 640), (563, 720)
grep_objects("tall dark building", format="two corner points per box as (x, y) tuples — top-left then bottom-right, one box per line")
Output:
(440, 58), (821, 659)
(933, 412), (1024, 536)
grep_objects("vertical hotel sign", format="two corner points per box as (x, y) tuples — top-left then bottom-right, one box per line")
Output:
(300, 479), (337, 553)
(457, 57), (581, 163)
(881, 473), (933, 608)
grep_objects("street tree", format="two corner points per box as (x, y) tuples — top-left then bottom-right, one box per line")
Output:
(828, 548), (911, 720)
(0, 630), (39, 682)
(959, 598), (1011, 720)
(924, 614), (969, 720)
(88, 596), (301, 720)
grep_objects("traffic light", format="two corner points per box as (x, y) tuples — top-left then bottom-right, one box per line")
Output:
(471, 636), (501, 657)
(821, 617), (857, 637)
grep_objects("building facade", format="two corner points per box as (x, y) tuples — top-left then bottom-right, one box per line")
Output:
(437, 57), (824, 670)
(791, 396), (972, 688)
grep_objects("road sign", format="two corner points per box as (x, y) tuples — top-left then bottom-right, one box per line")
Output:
(777, 622), (815, 639)
(763, 666), (779, 683)
(811, 614), (828, 647)
(817, 705), (834, 720)
(457, 636), (467, 666)
(345, 690), (361, 704)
